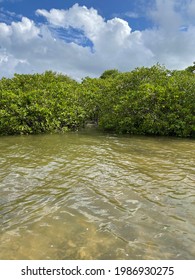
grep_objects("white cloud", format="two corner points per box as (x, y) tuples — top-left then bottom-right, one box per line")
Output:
(11, 17), (39, 41)
(36, 4), (105, 42)
(0, 7), (22, 24)
(0, 2), (195, 79)
(125, 12), (139, 19)
(149, 0), (182, 32)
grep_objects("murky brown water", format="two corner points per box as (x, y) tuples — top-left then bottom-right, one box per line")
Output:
(0, 131), (195, 259)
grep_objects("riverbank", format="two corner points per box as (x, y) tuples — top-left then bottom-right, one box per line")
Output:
(0, 65), (194, 138)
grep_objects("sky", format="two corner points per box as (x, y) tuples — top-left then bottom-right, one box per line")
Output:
(0, 0), (195, 79)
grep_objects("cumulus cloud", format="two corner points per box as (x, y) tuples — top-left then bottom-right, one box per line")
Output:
(149, 0), (182, 31)
(36, 4), (105, 42)
(0, 1), (195, 79)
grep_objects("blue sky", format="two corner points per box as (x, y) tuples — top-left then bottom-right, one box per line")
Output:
(0, 0), (195, 79)
(0, 0), (153, 30)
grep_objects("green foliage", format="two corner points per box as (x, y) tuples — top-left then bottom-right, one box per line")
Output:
(0, 65), (194, 137)
(0, 72), (85, 135)
(99, 69), (120, 79)
(185, 62), (195, 73)
(89, 64), (195, 137)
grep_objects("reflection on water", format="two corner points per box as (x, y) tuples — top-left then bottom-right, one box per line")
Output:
(0, 131), (195, 259)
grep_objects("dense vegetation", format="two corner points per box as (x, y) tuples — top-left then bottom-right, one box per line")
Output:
(0, 64), (194, 137)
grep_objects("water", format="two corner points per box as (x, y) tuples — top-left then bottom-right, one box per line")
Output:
(0, 131), (195, 260)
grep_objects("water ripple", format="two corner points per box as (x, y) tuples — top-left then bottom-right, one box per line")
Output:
(0, 133), (195, 259)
